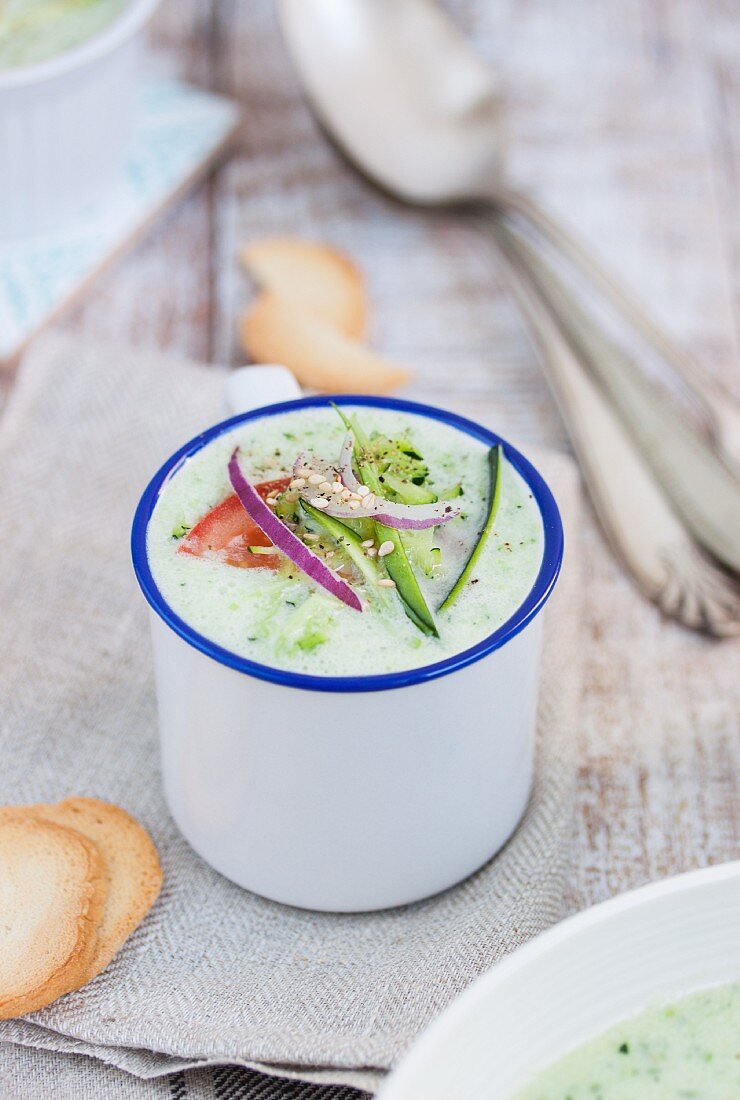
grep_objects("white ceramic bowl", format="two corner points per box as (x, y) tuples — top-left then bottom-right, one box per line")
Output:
(378, 861), (740, 1098)
(132, 392), (563, 912)
(0, 0), (160, 239)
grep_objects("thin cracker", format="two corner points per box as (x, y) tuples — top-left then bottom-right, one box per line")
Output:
(25, 798), (162, 975)
(240, 236), (368, 339)
(0, 816), (106, 1019)
(240, 292), (410, 395)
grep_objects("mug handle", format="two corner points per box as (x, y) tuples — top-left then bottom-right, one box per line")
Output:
(223, 364), (302, 417)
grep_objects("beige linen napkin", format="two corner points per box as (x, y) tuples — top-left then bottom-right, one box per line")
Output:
(0, 335), (582, 1098)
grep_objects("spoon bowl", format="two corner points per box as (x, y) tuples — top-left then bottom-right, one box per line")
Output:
(278, 0), (506, 205)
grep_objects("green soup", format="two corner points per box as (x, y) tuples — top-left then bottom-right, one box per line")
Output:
(0, 0), (128, 70)
(512, 982), (740, 1100)
(146, 405), (544, 678)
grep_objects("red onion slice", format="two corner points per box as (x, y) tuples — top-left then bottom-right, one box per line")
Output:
(228, 450), (363, 612)
(338, 432), (364, 494)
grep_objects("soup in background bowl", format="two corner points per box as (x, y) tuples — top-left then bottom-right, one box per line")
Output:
(0, 0), (130, 70)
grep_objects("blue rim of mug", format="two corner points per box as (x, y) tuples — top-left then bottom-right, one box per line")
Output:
(131, 395), (564, 694)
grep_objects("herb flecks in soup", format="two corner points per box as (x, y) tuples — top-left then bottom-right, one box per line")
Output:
(0, 0), (128, 70)
(513, 982), (740, 1100)
(146, 406), (543, 677)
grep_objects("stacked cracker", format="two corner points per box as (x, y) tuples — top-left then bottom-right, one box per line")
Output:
(0, 798), (161, 1019)
(240, 237), (411, 394)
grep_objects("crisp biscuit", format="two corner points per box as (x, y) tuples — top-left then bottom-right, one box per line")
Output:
(241, 292), (410, 395)
(240, 236), (368, 339)
(0, 816), (106, 1019)
(26, 798), (162, 974)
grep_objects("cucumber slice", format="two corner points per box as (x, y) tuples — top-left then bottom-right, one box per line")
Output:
(333, 405), (438, 636)
(379, 471), (438, 505)
(299, 499), (382, 587)
(439, 445), (502, 612)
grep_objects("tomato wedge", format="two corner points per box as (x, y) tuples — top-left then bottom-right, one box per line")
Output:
(178, 477), (291, 568)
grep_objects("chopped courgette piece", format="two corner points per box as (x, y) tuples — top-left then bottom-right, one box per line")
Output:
(406, 528), (442, 576)
(439, 444), (502, 612)
(275, 592), (334, 655)
(438, 482), (463, 499)
(380, 471), (438, 506)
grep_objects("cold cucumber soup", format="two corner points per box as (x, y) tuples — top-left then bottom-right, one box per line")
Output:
(0, 0), (128, 70)
(146, 405), (544, 678)
(512, 982), (740, 1100)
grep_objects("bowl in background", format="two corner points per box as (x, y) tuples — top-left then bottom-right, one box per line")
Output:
(378, 861), (740, 1098)
(0, 0), (160, 239)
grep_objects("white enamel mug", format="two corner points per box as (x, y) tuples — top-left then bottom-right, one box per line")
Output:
(132, 376), (563, 912)
(378, 861), (740, 1098)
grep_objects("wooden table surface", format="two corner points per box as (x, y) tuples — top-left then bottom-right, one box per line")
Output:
(12, 0), (740, 1091)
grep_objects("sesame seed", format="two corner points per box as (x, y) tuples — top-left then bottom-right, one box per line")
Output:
(289, 477), (306, 489)
(364, 493), (376, 508)
(334, 563), (345, 572)
(310, 497), (329, 509)
(348, 499), (360, 510)
(357, 485), (369, 497)
(326, 550), (335, 558)
(318, 480), (333, 493)
(377, 578), (396, 588)
(361, 539), (375, 548)
(299, 466), (313, 478)
(366, 547), (378, 557)
(341, 488), (352, 500)
(377, 540), (394, 558)
(308, 473), (324, 485)
(304, 533), (320, 541)
(332, 481), (344, 494)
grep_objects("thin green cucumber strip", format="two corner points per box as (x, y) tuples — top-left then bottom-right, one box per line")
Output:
(438, 444), (502, 612)
(332, 404), (438, 636)
(299, 499), (382, 587)
(375, 522), (438, 636)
